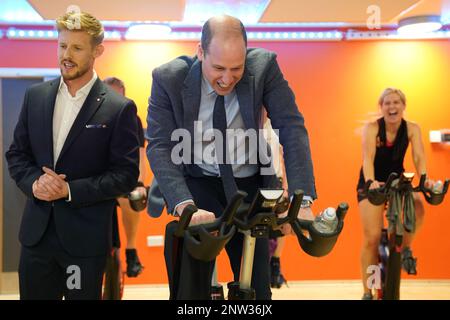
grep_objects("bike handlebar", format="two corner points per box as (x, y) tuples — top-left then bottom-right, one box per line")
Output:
(173, 191), (247, 262)
(175, 191), (247, 237)
(364, 173), (399, 205)
(414, 174), (449, 205)
(175, 188), (348, 259)
(364, 173), (449, 206)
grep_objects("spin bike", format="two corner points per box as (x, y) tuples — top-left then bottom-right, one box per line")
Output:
(103, 188), (148, 300)
(175, 188), (349, 300)
(365, 172), (449, 300)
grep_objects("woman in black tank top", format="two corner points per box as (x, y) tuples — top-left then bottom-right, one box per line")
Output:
(357, 88), (429, 300)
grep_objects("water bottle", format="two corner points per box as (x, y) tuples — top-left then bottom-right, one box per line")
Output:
(312, 207), (338, 234)
(432, 180), (443, 194)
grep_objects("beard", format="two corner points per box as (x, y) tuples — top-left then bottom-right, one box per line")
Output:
(60, 62), (90, 81)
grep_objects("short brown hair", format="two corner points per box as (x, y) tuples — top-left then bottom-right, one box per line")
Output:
(103, 77), (125, 95)
(56, 11), (104, 45)
(201, 15), (247, 55)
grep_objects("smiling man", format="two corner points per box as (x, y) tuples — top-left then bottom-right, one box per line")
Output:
(147, 15), (317, 300)
(5, 11), (139, 300)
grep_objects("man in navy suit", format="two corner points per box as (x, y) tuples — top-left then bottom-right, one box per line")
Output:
(147, 15), (317, 299)
(5, 11), (139, 300)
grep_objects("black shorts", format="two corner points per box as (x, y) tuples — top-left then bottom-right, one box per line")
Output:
(356, 174), (367, 203)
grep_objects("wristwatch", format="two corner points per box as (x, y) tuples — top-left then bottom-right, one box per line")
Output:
(300, 199), (313, 209)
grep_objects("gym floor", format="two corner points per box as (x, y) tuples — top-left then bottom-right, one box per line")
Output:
(1, 280), (449, 300)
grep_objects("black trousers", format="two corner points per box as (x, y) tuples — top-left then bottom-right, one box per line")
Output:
(19, 213), (107, 300)
(164, 175), (271, 300)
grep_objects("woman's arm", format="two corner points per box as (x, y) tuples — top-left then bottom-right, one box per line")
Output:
(362, 121), (378, 183)
(408, 121), (427, 176)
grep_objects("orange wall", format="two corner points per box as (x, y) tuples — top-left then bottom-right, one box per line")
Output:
(1, 38), (449, 284)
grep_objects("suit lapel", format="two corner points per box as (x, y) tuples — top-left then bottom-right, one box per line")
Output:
(236, 73), (256, 131)
(56, 78), (105, 164)
(43, 78), (60, 167)
(182, 59), (202, 136)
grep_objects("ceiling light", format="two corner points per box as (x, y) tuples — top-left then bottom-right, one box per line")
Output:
(397, 15), (442, 35)
(125, 24), (172, 40)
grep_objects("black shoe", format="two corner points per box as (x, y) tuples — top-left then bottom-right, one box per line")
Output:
(401, 247), (417, 275)
(126, 249), (144, 277)
(270, 257), (288, 289)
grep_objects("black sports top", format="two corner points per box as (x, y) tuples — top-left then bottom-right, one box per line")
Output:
(357, 118), (409, 187)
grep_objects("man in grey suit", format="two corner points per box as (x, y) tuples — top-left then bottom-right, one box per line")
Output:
(147, 15), (316, 299)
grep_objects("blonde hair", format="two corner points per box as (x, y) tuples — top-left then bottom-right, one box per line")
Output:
(378, 88), (406, 106)
(56, 11), (104, 45)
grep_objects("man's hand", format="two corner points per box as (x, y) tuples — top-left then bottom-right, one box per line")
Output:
(176, 202), (216, 226)
(279, 207), (314, 236)
(188, 209), (216, 226)
(32, 167), (68, 201)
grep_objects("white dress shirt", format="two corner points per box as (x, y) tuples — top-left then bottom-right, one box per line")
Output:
(52, 71), (97, 201)
(53, 71), (98, 163)
(196, 76), (259, 178)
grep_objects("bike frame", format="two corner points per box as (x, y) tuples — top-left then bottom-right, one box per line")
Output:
(383, 173), (414, 300)
(367, 172), (449, 300)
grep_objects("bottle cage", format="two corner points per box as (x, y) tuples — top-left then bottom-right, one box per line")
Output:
(291, 203), (348, 257)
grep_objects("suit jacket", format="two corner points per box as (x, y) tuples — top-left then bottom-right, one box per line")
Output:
(147, 48), (316, 216)
(6, 78), (140, 257)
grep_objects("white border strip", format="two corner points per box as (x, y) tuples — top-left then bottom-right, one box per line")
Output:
(0, 68), (60, 78)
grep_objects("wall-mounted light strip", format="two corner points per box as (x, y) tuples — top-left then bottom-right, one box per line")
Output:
(5, 28), (122, 41)
(4, 28), (450, 41)
(104, 30), (122, 41)
(6, 28), (56, 39)
(247, 31), (343, 41)
(124, 31), (343, 41)
(346, 30), (450, 40)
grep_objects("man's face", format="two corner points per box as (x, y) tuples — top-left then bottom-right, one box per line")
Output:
(197, 36), (246, 96)
(57, 29), (102, 81)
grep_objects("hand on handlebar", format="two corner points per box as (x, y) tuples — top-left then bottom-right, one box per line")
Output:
(176, 202), (215, 226)
(369, 180), (383, 190)
(187, 209), (216, 226)
(278, 207), (314, 236)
